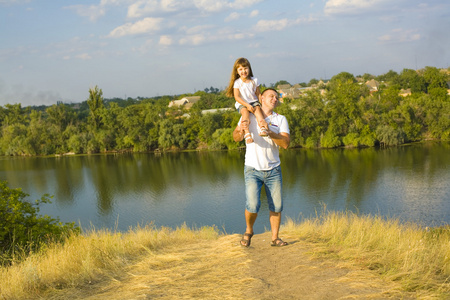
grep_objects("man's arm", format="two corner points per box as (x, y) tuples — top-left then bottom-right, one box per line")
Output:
(268, 131), (290, 149)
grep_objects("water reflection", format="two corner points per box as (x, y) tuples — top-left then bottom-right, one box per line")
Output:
(0, 142), (448, 233)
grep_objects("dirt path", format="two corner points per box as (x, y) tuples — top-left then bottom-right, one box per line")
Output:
(44, 232), (419, 299)
(244, 232), (415, 299)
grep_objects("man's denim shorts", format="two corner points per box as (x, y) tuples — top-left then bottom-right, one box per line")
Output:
(244, 165), (283, 213)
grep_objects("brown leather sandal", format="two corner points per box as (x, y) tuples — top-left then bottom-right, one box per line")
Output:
(271, 238), (288, 247)
(240, 233), (253, 247)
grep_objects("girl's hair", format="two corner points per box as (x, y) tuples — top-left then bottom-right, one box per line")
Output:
(225, 57), (254, 97)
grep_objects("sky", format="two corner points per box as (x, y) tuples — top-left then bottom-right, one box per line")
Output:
(1, 0), (449, 107)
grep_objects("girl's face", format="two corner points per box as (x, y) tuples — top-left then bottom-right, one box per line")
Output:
(237, 65), (250, 80)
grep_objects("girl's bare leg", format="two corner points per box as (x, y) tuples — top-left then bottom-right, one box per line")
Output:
(240, 108), (253, 143)
(254, 106), (268, 136)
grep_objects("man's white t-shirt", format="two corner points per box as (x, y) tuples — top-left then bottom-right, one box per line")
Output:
(233, 77), (259, 110)
(239, 112), (290, 171)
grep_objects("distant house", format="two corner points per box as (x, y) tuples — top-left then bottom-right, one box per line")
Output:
(277, 84), (313, 100)
(168, 99), (188, 108)
(201, 108), (233, 115)
(277, 84), (292, 100)
(182, 107), (233, 119)
(365, 79), (379, 93)
(399, 88), (411, 97)
(168, 96), (201, 109)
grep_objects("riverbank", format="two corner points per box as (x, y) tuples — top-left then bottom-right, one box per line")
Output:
(1, 211), (449, 299)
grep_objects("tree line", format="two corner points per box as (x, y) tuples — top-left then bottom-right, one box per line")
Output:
(0, 66), (449, 156)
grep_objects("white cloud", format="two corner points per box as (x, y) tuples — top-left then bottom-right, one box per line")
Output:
(179, 34), (206, 45)
(161, 0), (187, 11)
(65, 0), (124, 20)
(217, 27), (254, 41)
(180, 24), (214, 35)
(159, 35), (173, 46)
(126, 0), (262, 19)
(254, 18), (289, 32)
(127, 0), (192, 18)
(378, 28), (421, 43)
(127, 0), (213, 18)
(194, 0), (229, 12)
(75, 53), (93, 60)
(249, 10), (258, 17)
(66, 4), (106, 22)
(127, 1), (156, 18)
(225, 12), (240, 22)
(108, 17), (164, 37)
(324, 0), (390, 16)
(253, 15), (317, 32)
(230, 0), (262, 9)
(193, 0), (262, 13)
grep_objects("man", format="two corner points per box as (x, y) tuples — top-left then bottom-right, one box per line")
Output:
(233, 88), (290, 247)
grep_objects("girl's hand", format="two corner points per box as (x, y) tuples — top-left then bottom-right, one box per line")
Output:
(247, 105), (255, 113)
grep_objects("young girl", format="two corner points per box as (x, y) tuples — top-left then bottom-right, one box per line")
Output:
(226, 57), (268, 144)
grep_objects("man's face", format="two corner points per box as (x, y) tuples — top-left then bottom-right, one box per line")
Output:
(261, 90), (279, 109)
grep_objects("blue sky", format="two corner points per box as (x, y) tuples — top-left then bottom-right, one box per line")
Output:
(1, 0), (449, 106)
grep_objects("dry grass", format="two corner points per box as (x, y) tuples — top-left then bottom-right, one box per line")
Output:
(1, 212), (449, 299)
(0, 224), (251, 299)
(283, 210), (450, 298)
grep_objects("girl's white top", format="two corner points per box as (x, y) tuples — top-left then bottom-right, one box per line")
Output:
(233, 77), (259, 110)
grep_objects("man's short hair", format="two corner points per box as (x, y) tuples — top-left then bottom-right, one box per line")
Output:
(261, 88), (279, 98)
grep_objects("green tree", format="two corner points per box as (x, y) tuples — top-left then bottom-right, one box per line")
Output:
(1, 104), (28, 126)
(158, 119), (176, 150)
(421, 66), (449, 91)
(375, 125), (405, 146)
(320, 125), (341, 148)
(0, 181), (79, 263)
(198, 113), (223, 144)
(326, 73), (367, 137)
(273, 80), (290, 87)
(87, 86), (105, 130)
(308, 78), (319, 86)
(398, 69), (426, 93)
(376, 69), (399, 83)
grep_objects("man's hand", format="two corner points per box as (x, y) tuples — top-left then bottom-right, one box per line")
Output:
(240, 120), (249, 131)
(233, 121), (248, 142)
(267, 131), (290, 149)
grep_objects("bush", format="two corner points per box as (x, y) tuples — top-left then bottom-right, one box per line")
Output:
(375, 125), (406, 147)
(320, 128), (341, 148)
(342, 132), (360, 147)
(0, 181), (79, 264)
(305, 136), (319, 148)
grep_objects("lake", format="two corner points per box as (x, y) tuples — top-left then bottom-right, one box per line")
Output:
(1, 142), (449, 234)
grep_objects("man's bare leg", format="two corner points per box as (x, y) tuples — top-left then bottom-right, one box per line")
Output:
(241, 209), (258, 246)
(245, 209), (258, 234)
(269, 211), (287, 246)
(269, 211), (281, 241)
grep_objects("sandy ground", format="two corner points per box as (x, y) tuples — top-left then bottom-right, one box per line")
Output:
(243, 232), (416, 300)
